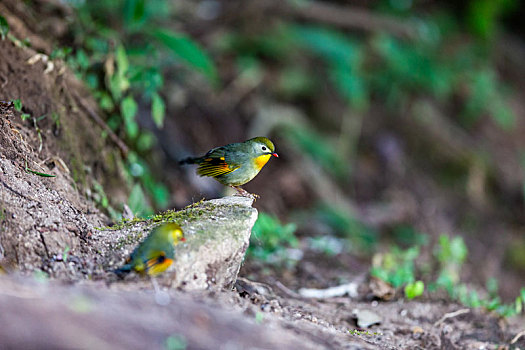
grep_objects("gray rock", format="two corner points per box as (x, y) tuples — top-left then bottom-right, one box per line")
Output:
(171, 196), (258, 290)
(353, 309), (382, 328)
(99, 196), (258, 290)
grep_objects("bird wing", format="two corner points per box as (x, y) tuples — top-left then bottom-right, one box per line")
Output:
(144, 251), (173, 275)
(196, 154), (240, 178)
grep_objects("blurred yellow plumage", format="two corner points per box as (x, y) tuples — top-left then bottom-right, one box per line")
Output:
(114, 222), (185, 277)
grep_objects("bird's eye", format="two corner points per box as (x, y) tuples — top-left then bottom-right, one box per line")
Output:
(262, 146), (267, 151)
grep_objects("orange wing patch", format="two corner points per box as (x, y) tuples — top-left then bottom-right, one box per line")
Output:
(145, 254), (174, 276)
(197, 157), (239, 178)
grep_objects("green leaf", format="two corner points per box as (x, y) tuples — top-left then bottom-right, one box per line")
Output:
(153, 29), (217, 83)
(128, 66), (164, 94)
(115, 45), (129, 74)
(404, 281), (425, 299)
(515, 296), (522, 314)
(124, 0), (146, 28)
(137, 131), (155, 151)
(49, 47), (72, 60)
(450, 236), (468, 263)
(151, 93), (165, 128)
(486, 277), (499, 297)
(292, 25), (359, 65)
(98, 92), (115, 111)
(490, 98), (515, 130)
(86, 37), (109, 54)
(25, 162), (56, 177)
(109, 74), (129, 101)
(85, 73), (99, 90)
(150, 183), (169, 208)
(121, 96), (137, 121)
(121, 96), (138, 138)
(370, 267), (389, 283)
(330, 62), (368, 110)
(75, 49), (90, 70)
(435, 272), (454, 294)
(13, 99), (22, 111)
(127, 183), (149, 217)
(125, 120), (139, 139)
(62, 246), (70, 262)
(466, 290), (481, 308)
(0, 15), (9, 40)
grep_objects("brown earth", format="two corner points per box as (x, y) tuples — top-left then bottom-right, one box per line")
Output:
(0, 35), (128, 279)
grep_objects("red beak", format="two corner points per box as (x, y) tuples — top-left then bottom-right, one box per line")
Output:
(272, 153), (279, 158)
(180, 237), (186, 242)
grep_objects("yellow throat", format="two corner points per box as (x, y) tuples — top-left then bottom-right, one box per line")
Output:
(253, 154), (271, 170)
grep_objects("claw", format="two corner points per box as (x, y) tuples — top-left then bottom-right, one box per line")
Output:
(230, 186), (259, 201)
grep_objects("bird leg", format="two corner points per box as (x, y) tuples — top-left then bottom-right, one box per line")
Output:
(230, 186), (260, 200)
(151, 277), (170, 305)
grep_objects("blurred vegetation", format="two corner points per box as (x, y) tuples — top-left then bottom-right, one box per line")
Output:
(371, 234), (525, 317)
(371, 245), (420, 288)
(0, 14), (8, 40)
(19, 0), (525, 316)
(248, 213), (299, 268)
(59, 0), (518, 211)
(314, 204), (378, 254)
(61, 0), (218, 216)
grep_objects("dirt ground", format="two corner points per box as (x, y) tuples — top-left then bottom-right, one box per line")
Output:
(1, 272), (524, 349)
(1, 2), (525, 349)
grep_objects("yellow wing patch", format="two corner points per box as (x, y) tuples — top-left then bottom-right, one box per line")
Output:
(197, 157), (239, 178)
(145, 255), (174, 276)
(253, 154), (271, 170)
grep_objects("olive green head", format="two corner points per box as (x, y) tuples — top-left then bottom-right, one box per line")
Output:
(244, 137), (279, 158)
(154, 222), (185, 246)
(165, 223), (185, 244)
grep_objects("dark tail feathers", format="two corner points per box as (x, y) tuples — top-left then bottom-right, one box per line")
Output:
(113, 265), (132, 278)
(179, 157), (199, 165)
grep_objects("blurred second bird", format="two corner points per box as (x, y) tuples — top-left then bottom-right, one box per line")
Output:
(115, 222), (185, 277)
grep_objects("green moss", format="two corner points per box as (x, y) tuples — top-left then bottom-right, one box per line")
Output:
(100, 198), (221, 230)
(114, 231), (144, 249)
(348, 330), (382, 337)
(98, 216), (144, 231)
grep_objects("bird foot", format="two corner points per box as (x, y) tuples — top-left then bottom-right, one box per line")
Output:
(231, 186), (259, 200)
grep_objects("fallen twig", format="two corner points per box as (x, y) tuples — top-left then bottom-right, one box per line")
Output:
(71, 91), (129, 158)
(274, 281), (305, 299)
(298, 283), (358, 299)
(433, 308), (470, 327)
(511, 329), (525, 344)
(236, 277), (275, 297)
